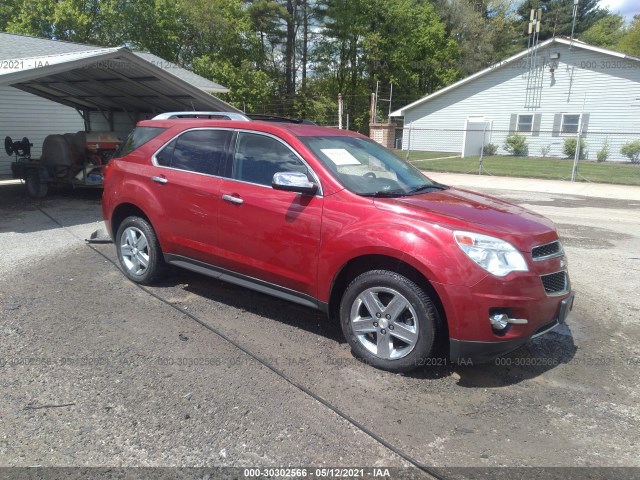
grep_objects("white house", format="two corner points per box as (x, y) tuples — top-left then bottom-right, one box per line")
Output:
(0, 32), (236, 175)
(390, 38), (640, 162)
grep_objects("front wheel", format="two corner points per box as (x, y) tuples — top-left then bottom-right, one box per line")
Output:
(116, 216), (164, 285)
(339, 270), (437, 373)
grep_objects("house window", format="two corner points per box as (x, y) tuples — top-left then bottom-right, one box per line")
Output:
(561, 114), (581, 134)
(517, 114), (534, 133)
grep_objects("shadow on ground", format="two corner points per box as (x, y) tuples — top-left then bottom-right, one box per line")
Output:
(145, 264), (578, 388)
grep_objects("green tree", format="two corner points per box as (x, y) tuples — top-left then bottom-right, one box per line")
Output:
(579, 13), (624, 48)
(434, 0), (521, 75)
(0, 0), (466, 130)
(314, 0), (459, 131)
(617, 15), (640, 56)
(517, 0), (607, 42)
(0, 0), (18, 32)
(4, 0), (58, 39)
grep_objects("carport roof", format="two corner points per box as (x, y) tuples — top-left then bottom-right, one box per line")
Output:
(0, 32), (238, 114)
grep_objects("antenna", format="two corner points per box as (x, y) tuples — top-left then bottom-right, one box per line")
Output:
(525, 8), (543, 108)
(570, 0), (579, 49)
(374, 81), (380, 124)
(552, 9), (560, 38)
(374, 82), (394, 124)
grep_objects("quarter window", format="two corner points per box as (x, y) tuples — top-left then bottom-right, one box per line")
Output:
(155, 138), (176, 167)
(156, 129), (232, 176)
(115, 127), (166, 158)
(561, 114), (581, 134)
(232, 133), (309, 186)
(517, 114), (534, 133)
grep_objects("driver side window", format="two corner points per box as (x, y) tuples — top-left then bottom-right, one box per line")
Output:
(233, 132), (309, 186)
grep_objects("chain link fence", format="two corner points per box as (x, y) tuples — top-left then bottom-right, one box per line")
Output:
(394, 126), (640, 186)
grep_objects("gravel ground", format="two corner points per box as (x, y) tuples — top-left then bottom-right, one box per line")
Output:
(1, 181), (639, 474)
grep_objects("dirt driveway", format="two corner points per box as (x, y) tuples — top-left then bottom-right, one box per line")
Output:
(1, 180), (639, 475)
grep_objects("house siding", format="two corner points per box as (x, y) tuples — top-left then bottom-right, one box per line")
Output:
(0, 86), (85, 175)
(88, 111), (143, 137)
(402, 43), (640, 162)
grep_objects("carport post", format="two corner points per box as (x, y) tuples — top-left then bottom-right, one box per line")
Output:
(76, 109), (91, 131)
(571, 94), (587, 182)
(405, 124), (412, 162)
(478, 123), (485, 175)
(571, 131), (580, 182)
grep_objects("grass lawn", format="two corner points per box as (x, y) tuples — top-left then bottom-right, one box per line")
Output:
(408, 155), (640, 186)
(393, 150), (456, 161)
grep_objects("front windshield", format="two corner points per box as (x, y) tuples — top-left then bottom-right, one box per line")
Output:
(301, 135), (446, 197)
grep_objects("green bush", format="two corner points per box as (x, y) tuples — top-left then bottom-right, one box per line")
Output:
(620, 140), (640, 164)
(563, 137), (587, 159)
(597, 138), (609, 163)
(503, 134), (528, 156)
(482, 143), (498, 156)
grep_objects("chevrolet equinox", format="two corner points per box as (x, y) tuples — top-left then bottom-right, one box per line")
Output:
(102, 112), (574, 372)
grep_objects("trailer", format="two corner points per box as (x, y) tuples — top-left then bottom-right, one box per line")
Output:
(6, 132), (121, 198)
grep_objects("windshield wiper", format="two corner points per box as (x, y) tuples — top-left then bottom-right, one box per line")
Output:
(361, 190), (406, 198)
(406, 184), (448, 195)
(362, 183), (448, 198)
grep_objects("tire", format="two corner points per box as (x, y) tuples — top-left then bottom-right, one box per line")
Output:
(115, 216), (164, 285)
(25, 172), (48, 199)
(339, 270), (437, 373)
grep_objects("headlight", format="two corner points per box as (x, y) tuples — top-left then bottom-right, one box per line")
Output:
(454, 231), (528, 277)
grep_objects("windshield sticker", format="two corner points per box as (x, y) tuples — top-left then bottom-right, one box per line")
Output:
(321, 148), (361, 166)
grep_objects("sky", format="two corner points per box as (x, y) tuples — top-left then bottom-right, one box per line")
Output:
(599, 0), (640, 21)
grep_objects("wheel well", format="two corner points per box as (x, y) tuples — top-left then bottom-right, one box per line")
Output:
(328, 255), (449, 348)
(111, 203), (150, 237)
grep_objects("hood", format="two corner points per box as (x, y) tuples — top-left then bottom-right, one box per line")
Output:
(374, 187), (557, 251)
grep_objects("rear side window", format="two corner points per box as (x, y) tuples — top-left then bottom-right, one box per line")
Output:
(155, 129), (232, 176)
(115, 127), (166, 158)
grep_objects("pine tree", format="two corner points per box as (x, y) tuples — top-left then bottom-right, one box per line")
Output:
(517, 0), (607, 41)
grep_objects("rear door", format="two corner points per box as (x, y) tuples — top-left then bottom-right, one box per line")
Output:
(151, 128), (232, 263)
(216, 131), (323, 297)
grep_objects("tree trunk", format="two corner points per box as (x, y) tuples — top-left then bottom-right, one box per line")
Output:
(285, 0), (296, 100)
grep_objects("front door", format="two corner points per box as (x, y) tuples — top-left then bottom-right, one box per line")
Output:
(217, 131), (323, 297)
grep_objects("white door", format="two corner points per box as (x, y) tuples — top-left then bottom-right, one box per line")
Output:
(461, 117), (491, 158)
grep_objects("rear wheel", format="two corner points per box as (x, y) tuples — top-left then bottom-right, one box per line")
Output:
(339, 270), (437, 373)
(25, 172), (48, 198)
(116, 216), (164, 284)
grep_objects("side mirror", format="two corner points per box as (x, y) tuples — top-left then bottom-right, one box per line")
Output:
(272, 171), (318, 195)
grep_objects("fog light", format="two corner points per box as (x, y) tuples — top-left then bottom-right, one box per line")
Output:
(490, 313), (510, 330)
(489, 313), (529, 332)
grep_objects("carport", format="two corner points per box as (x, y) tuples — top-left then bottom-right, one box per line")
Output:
(0, 45), (240, 133)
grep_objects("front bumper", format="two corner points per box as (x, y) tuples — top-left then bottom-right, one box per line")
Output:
(449, 292), (575, 364)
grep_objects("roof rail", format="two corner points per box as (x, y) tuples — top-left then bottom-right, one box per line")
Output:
(152, 112), (251, 121)
(246, 114), (317, 125)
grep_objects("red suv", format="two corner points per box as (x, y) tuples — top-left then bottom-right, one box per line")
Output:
(102, 112), (574, 372)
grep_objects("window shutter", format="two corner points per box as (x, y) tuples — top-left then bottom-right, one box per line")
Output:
(552, 114), (562, 137)
(509, 114), (517, 134)
(532, 114), (542, 137)
(580, 113), (590, 134)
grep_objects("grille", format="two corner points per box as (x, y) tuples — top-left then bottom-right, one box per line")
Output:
(532, 241), (562, 260)
(541, 271), (568, 295)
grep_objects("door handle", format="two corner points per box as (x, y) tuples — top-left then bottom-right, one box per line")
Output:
(151, 176), (168, 184)
(222, 194), (243, 205)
